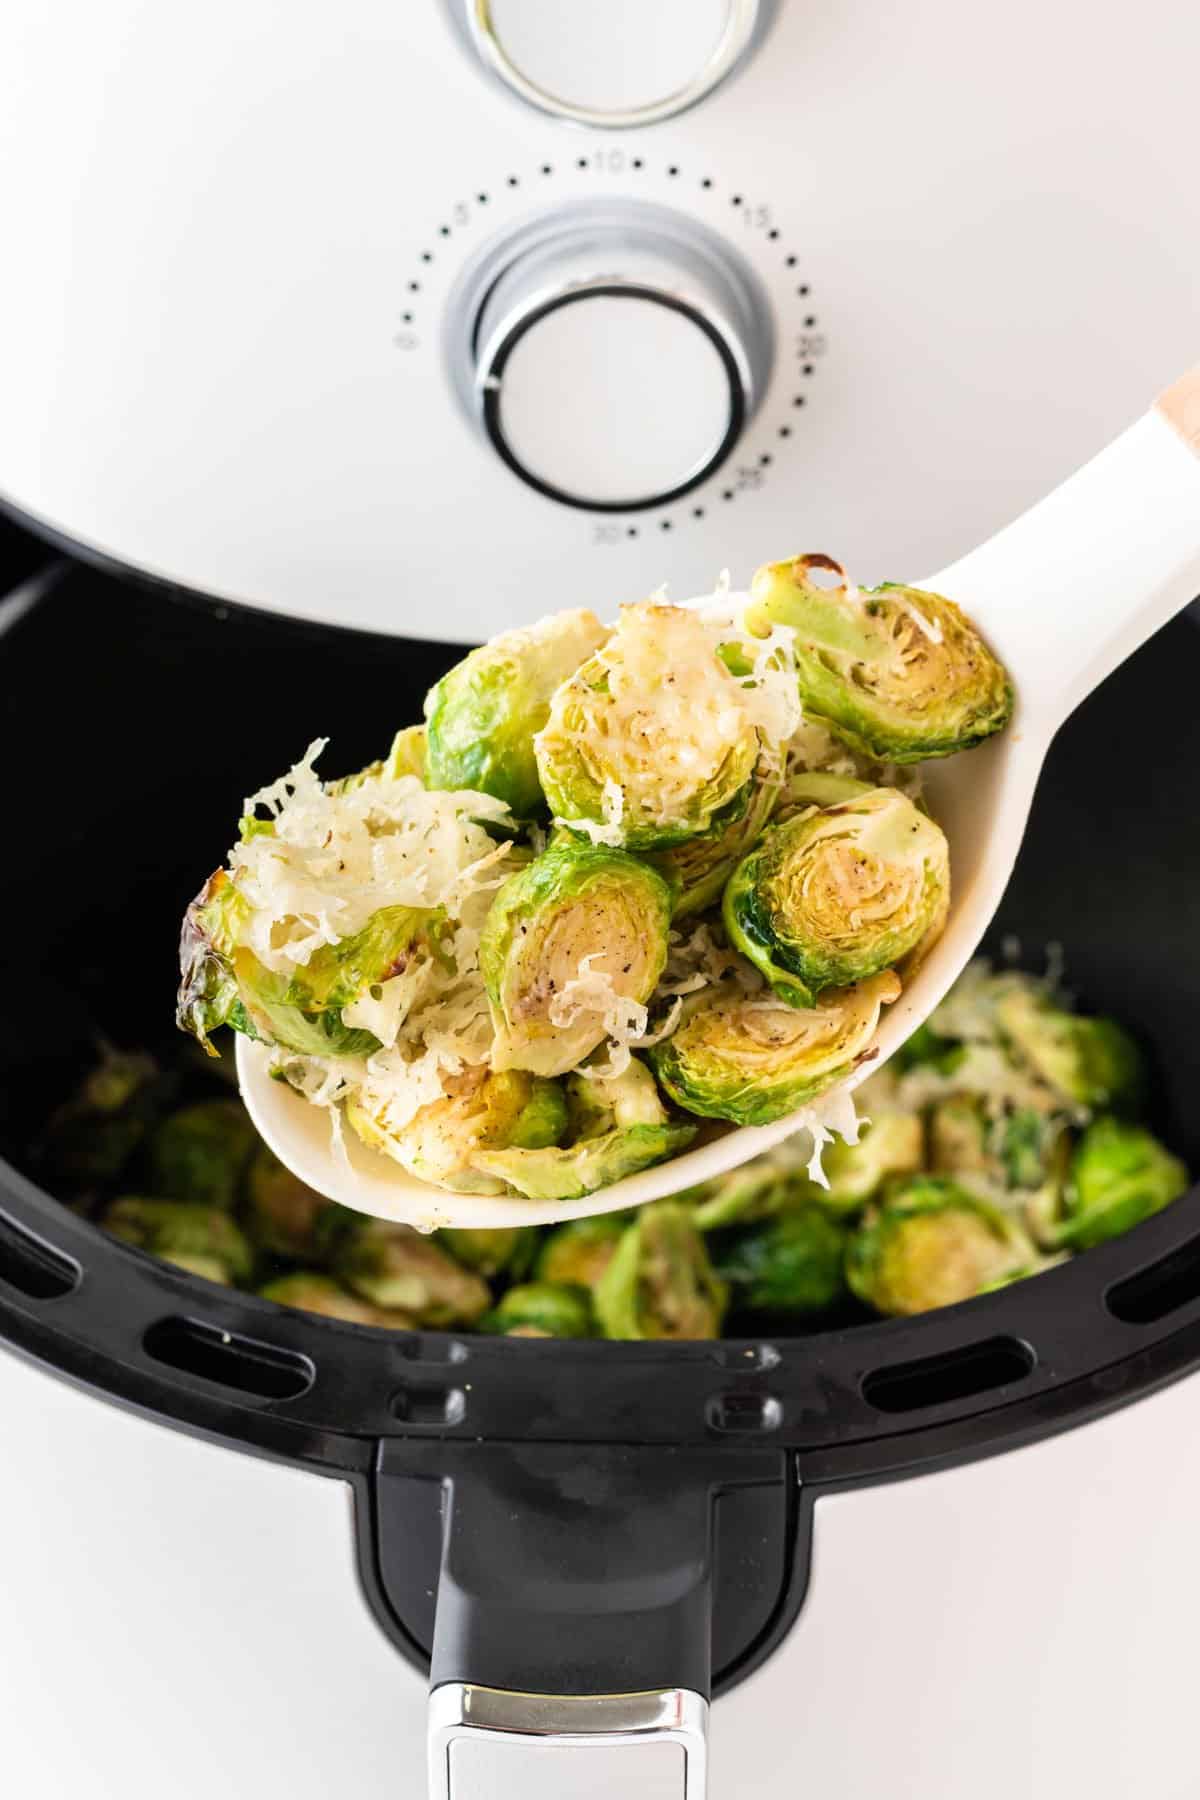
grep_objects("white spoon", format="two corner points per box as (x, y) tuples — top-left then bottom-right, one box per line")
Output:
(238, 365), (1200, 1231)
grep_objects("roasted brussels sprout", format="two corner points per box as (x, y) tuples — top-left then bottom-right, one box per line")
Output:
(471, 1059), (696, 1200)
(36, 1046), (164, 1190)
(259, 1273), (415, 1328)
(995, 987), (1144, 1113)
(147, 1099), (257, 1209)
(714, 1206), (848, 1314)
(536, 1214), (628, 1290)
(103, 1198), (254, 1286)
(535, 603), (761, 849)
(479, 839), (672, 1077)
(745, 554), (1013, 762)
(927, 1094), (991, 1178)
(846, 1177), (1034, 1315)
(424, 609), (608, 816)
(178, 870), (439, 1060)
(437, 1226), (539, 1278)
(816, 1110), (924, 1212)
(689, 1166), (800, 1231)
(649, 971), (900, 1126)
(723, 789), (950, 1005)
(595, 1202), (726, 1339)
(244, 1142), (339, 1258)
(1055, 1117), (1188, 1250)
(647, 762), (782, 918)
(480, 1281), (595, 1338)
(999, 1107), (1057, 1189)
(334, 1220), (491, 1325)
(346, 1067), (566, 1195)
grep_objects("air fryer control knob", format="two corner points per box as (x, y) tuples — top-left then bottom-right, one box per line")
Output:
(453, 200), (773, 513)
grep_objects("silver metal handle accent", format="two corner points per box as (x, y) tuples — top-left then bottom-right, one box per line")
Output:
(428, 1684), (709, 1799)
(463, 0), (760, 129)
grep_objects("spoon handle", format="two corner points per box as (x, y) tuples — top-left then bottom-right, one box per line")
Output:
(929, 364), (1200, 732)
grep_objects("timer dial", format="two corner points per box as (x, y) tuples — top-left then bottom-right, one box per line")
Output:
(449, 199), (773, 512)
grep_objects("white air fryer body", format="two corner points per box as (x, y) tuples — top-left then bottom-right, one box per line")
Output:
(2, 1), (1199, 639)
(3, 1342), (1197, 1799)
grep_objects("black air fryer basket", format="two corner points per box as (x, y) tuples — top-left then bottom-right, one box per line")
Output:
(0, 563), (1198, 1707)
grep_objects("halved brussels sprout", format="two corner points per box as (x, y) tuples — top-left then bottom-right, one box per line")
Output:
(103, 1198), (254, 1286)
(648, 971), (901, 1126)
(178, 870), (442, 1060)
(714, 1206), (848, 1314)
(536, 1214), (628, 1290)
(595, 1202), (727, 1340)
(816, 1110), (925, 1212)
(648, 761), (782, 918)
(424, 609), (608, 816)
(345, 1067), (566, 1195)
(437, 1226), (540, 1278)
(995, 987), (1145, 1113)
(480, 1281), (595, 1338)
(147, 1099), (257, 1209)
(479, 839), (672, 1077)
(36, 1046), (164, 1191)
(334, 1219), (491, 1324)
(244, 1142), (340, 1259)
(259, 1272), (416, 1328)
(1055, 1116), (1188, 1250)
(745, 554), (1013, 763)
(471, 1059), (696, 1200)
(723, 789), (949, 1005)
(846, 1177), (1034, 1315)
(535, 603), (761, 849)
(927, 1094), (992, 1179)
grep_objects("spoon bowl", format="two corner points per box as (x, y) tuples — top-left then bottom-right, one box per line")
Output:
(239, 366), (1200, 1230)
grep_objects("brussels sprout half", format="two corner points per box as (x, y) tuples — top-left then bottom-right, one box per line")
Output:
(995, 987), (1145, 1113)
(103, 1198), (254, 1286)
(536, 1214), (629, 1290)
(1055, 1116), (1188, 1250)
(648, 760), (782, 918)
(334, 1219), (491, 1325)
(479, 839), (672, 1078)
(535, 603), (761, 850)
(178, 869), (444, 1061)
(259, 1272), (416, 1329)
(846, 1176), (1035, 1316)
(346, 1067), (566, 1195)
(481, 1281), (595, 1339)
(437, 1226), (540, 1278)
(714, 1205), (848, 1315)
(471, 1059), (696, 1201)
(816, 1110), (925, 1213)
(424, 609), (608, 817)
(745, 554), (1013, 763)
(244, 1142), (341, 1259)
(595, 1203), (727, 1340)
(724, 788), (949, 1006)
(327, 724), (428, 794)
(147, 1099), (258, 1209)
(649, 971), (901, 1126)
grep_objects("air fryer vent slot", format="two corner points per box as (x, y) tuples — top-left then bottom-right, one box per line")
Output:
(0, 1210), (79, 1300)
(862, 1335), (1035, 1415)
(1107, 1235), (1200, 1325)
(143, 1317), (314, 1401)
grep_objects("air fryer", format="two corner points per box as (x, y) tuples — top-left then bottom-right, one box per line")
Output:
(0, 560), (1197, 1796)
